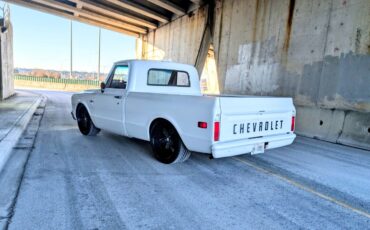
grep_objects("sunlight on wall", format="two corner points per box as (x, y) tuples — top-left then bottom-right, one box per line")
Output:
(200, 45), (219, 95)
(144, 42), (166, 60)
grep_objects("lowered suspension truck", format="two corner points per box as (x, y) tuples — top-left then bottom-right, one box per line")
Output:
(71, 60), (296, 164)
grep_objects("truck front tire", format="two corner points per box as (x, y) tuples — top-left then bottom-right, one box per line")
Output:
(76, 105), (100, 136)
(150, 122), (191, 164)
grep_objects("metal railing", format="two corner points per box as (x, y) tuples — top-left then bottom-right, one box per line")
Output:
(14, 75), (100, 86)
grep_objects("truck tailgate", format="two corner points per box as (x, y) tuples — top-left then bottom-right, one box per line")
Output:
(218, 96), (294, 142)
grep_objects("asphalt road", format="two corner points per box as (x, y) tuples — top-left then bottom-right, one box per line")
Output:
(6, 90), (370, 229)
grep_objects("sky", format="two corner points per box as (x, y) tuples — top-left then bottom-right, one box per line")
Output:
(1, 2), (136, 73)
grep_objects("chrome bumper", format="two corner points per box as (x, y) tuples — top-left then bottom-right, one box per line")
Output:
(212, 133), (296, 158)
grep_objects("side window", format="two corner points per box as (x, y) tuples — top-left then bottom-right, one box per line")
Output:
(148, 69), (190, 87)
(107, 65), (129, 89)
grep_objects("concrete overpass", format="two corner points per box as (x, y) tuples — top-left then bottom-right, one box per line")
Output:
(0, 0), (369, 150)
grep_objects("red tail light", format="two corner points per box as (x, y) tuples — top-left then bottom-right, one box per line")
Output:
(198, 121), (207, 129)
(291, 116), (295, 131)
(214, 122), (220, 141)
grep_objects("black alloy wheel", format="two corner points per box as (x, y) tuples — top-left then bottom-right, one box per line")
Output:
(150, 122), (191, 164)
(76, 105), (100, 136)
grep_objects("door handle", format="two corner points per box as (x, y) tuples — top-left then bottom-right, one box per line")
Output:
(114, 95), (122, 99)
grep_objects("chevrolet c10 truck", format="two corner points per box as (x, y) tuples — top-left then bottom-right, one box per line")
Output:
(71, 60), (296, 164)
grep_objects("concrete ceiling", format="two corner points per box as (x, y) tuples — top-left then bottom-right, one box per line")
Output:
(4, 0), (205, 37)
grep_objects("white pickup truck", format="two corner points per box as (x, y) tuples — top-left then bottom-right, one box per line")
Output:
(71, 60), (296, 164)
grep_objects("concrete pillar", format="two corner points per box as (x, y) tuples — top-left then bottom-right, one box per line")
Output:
(0, 10), (14, 100)
(194, 26), (212, 76)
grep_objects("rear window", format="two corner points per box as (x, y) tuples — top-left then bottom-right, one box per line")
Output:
(147, 69), (190, 87)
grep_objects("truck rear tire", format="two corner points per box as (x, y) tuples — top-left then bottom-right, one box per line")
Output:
(150, 122), (191, 164)
(76, 105), (100, 136)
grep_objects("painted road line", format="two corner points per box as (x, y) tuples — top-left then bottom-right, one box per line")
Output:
(232, 156), (370, 219)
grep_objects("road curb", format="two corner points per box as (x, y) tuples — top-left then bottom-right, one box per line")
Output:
(0, 96), (44, 174)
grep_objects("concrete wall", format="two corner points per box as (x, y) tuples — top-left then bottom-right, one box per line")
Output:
(137, 5), (208, 65)
(0, 20), (14, 100)
(137, 0), (370, 150)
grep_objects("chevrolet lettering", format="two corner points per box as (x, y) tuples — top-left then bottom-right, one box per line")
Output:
(233, 120), (284, 134)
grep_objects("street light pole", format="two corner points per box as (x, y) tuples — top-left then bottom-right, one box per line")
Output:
(98, 28), (101, 81)
(70, 20), (73, 79)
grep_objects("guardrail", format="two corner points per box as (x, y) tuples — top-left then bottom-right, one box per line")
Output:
(14, 75), (100, 86)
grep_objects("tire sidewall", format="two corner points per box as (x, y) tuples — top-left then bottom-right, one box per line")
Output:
(77, 106), (95, 136)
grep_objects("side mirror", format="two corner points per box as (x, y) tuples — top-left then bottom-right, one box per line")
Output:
(100, 82), (106, 93)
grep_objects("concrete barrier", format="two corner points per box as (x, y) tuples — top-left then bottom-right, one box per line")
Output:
(296, 106), (370, 150)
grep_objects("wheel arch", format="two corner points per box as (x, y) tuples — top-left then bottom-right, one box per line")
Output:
(75, 102), (95, 123)
(76, 102), (90, 116)
(148, 117), (189, 150)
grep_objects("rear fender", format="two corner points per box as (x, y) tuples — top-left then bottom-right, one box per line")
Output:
(147, 116), (189, 149)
